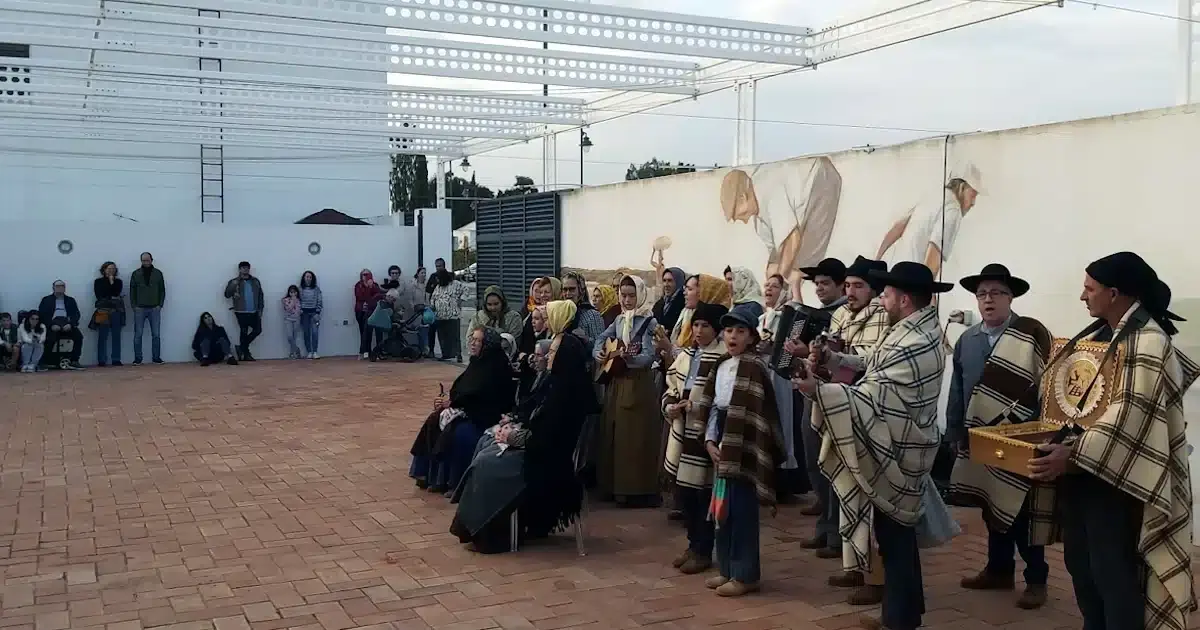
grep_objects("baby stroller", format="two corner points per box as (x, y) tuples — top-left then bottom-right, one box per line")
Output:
(369, 309), (424, 363)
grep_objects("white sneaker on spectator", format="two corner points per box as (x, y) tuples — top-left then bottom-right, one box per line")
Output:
(312, 353), (320, 359)
(361, 352), (369, 360)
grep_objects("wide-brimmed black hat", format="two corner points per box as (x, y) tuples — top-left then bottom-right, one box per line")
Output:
(798, 257), (846, 283)
(868, 261), (954, 294)
(844, 255), (887, 284)
(959, 263), (1030, 298)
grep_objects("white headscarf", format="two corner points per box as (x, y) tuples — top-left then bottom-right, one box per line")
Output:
(618, 275), (652, 344)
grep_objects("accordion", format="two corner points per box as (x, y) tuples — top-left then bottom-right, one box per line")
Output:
(767, 304), (833, 378)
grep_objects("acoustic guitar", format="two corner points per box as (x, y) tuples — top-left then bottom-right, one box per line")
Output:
(596, 319), (655, 384)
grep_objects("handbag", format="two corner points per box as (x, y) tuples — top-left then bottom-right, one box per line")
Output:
(915, 475), (961, 549)
(367, 302), (393, 329)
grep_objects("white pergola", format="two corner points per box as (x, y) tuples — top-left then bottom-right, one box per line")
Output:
(0, 0), (1059, 221)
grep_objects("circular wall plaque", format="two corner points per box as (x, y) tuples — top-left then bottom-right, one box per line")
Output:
(308, 242), (321, 256)
(57, 239), (73, 255)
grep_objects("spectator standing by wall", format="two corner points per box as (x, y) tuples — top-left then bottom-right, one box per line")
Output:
(93, 261), (125, 367)
(353, 269), (385, 359)
(382, 265), (419, 318)
(38, 280), (84, 370)
(224, 261), (265, 361)
(281, 285), (302, 359)
(298, 270), (323, 359)
(429, 269), (468, 362)
(128, 252), (166, 365)
(415, 267), (432, 357)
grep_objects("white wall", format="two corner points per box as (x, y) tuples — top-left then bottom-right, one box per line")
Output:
(561, 103), (1200, 535)
(0, 222), (416, 363)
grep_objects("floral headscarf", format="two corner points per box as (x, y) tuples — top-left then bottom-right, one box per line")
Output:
(729, 266), (764, 305)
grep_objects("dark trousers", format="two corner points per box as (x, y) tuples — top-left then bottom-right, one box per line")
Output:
(985, 501), (1048, 585)
(1060, 473), (1145, 630)
(714, 478), (761, 584)
(355, 311), (383, 354)
(435, 318), (461, 359)
(234, 312), (262, 352)
(875, 508), (924, 630)
(45, 326), (83, 363)
(194, 337), (232, 363)
(801, 403), (839, 549)
(678, 484), (715, 557)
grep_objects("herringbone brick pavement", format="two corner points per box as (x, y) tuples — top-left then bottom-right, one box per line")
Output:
(0, 359), (1167, 629)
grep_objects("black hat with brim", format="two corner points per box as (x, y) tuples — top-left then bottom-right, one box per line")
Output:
(959, 263), (1030, 298)
(798, 257), (847, 283)
(845, 255), (888, 292)
(867, 261), (954, 294)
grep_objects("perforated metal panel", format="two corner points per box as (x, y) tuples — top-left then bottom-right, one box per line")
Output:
(474, 192), (559, 308)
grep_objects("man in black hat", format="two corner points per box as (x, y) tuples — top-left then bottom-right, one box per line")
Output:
(820, 255), (892, 605)
(793, 261), (951, 630)
(795, 257), (847, 310)
(945, 264), (1052, 610)
(1029, 252), (1197, 630)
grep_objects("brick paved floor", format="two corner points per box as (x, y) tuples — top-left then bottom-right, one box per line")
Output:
(0, 359), (1126, 630)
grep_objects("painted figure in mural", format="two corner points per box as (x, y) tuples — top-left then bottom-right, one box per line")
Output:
(719, 156), (843, 287)
(875, 163), (983, 280)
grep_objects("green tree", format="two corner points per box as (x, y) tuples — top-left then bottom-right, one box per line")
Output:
(389, 154), (432, 226)
(496, 175), (538, 198)
(625, 158), (696, 181)
(429, 171), (495, 230)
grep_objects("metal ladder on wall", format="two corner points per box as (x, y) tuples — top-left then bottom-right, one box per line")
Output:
(198, 9), (224, 223)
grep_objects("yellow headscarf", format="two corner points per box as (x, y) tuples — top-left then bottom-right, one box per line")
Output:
(675, 274), (732, 348)
(544, 299), (577, 368)
(593, 284), (618, 314)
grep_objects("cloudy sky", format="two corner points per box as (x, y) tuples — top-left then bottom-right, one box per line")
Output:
(415, 0), (1183, 191)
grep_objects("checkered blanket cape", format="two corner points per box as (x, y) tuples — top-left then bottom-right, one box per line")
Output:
(829, 298), (890, 356)
(662, 339), (725, 489)
(949, 315), (1053, 534)
(1030, 304), (1199, 630)
(812, 305), (945, 574)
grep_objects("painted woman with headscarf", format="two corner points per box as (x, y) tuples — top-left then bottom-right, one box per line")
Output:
(593, 275), (662, 507)
(449, 300), (597, 553)
(409, 327), (516, 494)
(468, 285), (523, 340)
(724, 266), (765, 322)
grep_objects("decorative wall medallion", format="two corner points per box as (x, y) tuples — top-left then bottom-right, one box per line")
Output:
(308, 242), (321, 256)
(57, 239), (73, 255)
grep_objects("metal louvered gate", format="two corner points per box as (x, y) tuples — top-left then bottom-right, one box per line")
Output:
(474, 192), (560, 307)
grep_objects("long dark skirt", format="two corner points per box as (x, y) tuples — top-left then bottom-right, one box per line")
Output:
(449, 434), (526, 554)
(409, 415), (485, 491)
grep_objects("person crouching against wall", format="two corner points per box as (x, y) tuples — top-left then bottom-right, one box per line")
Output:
(692, 303), (781, 597)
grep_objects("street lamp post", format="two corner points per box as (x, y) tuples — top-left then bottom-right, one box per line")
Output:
(579, 130), (593, 188)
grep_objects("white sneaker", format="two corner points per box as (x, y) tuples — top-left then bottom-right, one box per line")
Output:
(361, 352), (369, 359)
(312, 353), (320, 359)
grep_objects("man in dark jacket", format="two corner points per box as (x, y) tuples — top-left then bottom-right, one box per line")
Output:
(38, 280), (83, 369)
(129, 251), (167, 365)
(224, 261), (265, 361)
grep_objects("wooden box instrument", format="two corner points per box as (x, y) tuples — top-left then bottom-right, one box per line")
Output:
(967, 338), (1124, 477)
(767, 304), (832, 379)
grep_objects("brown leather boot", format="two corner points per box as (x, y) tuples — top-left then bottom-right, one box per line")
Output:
(847, 585), (883, 606)
(679, 555), (712, 575)
(672, 549), (691, 569)
(799, 502), (823, 516)
(960, 570), (1016, 590)
(1016, 584), (1047, 609)
(857, 614), (883, 630)
(828, 571), (864, 588)
(815, 547), (842, 559)
(798, 535), (827, 550)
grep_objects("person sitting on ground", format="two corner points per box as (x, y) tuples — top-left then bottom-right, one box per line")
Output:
(0, 312), (19, 371)
(409, 328), (517, 495)
(17, 311), (47, 373)
(38, 279), (84, 370)
(449, 300), (598, 553)
(191, 312), (239, 366)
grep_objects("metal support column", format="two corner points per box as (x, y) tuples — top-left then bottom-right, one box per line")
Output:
(542, 132), (557, 191)
(732, 79), (757, 167)
(199, 9), (225, 222)
(1179, 0), (1198, 105)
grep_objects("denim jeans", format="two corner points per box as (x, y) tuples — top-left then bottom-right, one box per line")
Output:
(132, 306), (161, 362)
(715, 478), (761, 584)
(20, 342), (43, 368)
(97, 324), (123, 364)
(283, 319), (301, 356)
(300, 310), (320, 353)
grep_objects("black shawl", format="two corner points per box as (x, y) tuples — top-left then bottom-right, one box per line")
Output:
(410, 338), (516, 458)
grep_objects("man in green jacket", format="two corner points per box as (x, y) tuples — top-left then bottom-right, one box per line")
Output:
(129, 252), (166, 365)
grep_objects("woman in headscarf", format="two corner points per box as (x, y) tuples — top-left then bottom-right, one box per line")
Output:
(469, 285), (523, 339)
(561, 271), (604, 348)
(409, 327), (516, 494)
(449, 300), (598, 553)
(725, 266), (765, 321)
(653, 266), (688, 334)
(670, 274), (732, 354)
(758, 273), (791, 343)
(593, 275), (662, 507)
(592, 285), (620, 328)
(517, 277), (561, 398)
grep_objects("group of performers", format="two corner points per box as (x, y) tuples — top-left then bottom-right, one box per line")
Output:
(650, 250), (1196, 630)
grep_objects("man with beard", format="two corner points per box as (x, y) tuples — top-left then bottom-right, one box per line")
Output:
(947, 264), (1052, 610)
(818, 256), (892, 606)
(793, 261), (951, 630)
(1029, 252), (1196, 630)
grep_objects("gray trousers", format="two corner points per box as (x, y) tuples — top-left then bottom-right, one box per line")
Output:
(801, 398), (840, 549)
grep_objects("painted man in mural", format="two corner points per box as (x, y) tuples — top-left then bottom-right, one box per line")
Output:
(719, 156), (843, 287)
(875, 163), (983, 280)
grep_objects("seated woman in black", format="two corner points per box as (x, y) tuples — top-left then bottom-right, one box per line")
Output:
(409, 327), (516, 494)
(449, 299), (599, 553)
(192, 312), (238, 366)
